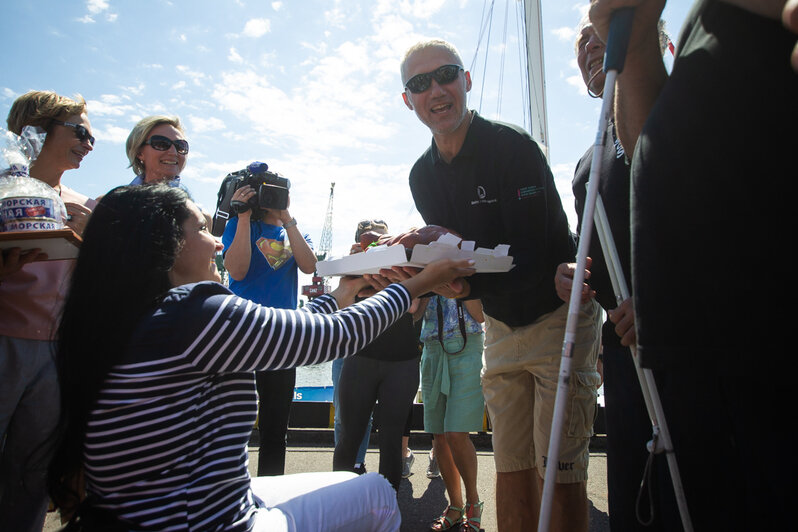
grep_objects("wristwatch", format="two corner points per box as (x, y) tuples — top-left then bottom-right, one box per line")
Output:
(283, 218), (298, 229)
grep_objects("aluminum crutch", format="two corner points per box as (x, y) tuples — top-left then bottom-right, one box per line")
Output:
(537, 8), (635, 531)
(593, 194), (693, 530)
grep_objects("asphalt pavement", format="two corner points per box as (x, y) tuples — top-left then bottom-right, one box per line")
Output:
(42, 430), (610, 531)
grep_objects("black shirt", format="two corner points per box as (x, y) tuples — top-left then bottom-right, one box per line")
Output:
(631, 0), (798, 369)
(409, 113), (575, 327)
(354, 312), (421, 362)
(573, 119), (631, 349)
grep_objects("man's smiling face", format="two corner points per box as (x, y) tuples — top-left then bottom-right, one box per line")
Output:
(402, 45), (471, 136)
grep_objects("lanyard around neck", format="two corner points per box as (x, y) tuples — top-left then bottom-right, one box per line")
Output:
(436, 296), (468, 355)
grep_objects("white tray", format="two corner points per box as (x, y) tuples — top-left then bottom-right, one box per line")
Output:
(316, 235), (514, 276)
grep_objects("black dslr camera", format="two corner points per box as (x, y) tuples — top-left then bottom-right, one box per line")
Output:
(211, 161), (291, 236)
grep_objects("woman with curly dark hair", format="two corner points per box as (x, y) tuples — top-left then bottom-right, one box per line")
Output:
(48, 184), (475, 531)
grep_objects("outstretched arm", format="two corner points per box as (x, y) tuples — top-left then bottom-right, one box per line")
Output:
(180, 258), (476, 373)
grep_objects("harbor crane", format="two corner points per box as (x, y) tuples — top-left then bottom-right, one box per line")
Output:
(301, 183), (334, 299)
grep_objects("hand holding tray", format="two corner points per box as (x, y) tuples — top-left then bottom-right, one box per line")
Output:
(0, 229), (82, 261)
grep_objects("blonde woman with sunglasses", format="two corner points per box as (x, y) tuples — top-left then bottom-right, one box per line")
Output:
(0, 90), (97, 532)
(125, 115), (214, 228)
(125, 115), (189, 187)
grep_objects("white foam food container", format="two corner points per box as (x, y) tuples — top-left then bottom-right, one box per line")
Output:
(315, 233), (514, 276)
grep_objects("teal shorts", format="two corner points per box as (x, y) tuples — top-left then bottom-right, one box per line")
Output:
(420, 333), (485, 434)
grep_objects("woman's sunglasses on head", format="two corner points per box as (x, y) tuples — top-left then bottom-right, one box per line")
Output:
(145, 135), (189, 155)
(52, 120), (95, 147)
(404, 64), (464, 94)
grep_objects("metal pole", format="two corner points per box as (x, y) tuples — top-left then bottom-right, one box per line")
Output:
(539, 9), (693, 530)
(594, 197), (693, 531)
(537, 9), (629, 530)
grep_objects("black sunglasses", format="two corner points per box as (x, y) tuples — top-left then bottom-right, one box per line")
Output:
(52, 120), (95, 147)
(404, 64), (464, 94)
(144, 135), (189, 155)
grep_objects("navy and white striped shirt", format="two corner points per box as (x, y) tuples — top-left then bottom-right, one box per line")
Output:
(83, 281), (410, 531)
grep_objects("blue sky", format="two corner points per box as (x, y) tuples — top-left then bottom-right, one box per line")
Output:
(1, 0), (690, 292)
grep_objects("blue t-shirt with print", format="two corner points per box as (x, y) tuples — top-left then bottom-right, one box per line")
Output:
(221, 216), (313, 309)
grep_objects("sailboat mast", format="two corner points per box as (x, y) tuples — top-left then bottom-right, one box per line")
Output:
(523, 0), (549, 158)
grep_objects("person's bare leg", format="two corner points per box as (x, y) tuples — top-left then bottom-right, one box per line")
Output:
(535, 475), (588, 532)
(445, 432), (479, 503)
(432, 434), (465, 526)
(496, 468), (538, 531)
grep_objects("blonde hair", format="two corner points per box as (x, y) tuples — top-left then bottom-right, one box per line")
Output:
(6, 90), (87, 135)
(126, 115), (184, 176)
(400, 39), (464, 84)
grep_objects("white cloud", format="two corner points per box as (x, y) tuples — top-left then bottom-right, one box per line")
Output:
(566, 74), (583, 90)
(172, 80), (187, 90)
(373, 0), (447, 20)
(551, 161), (578, 230)
(77, 1), (115, 24)
(176, 65), (209, 86)
(86, 94), (135, 116)
(86, 0), (109, 15)
(211, 65), (395, 157)
(324, 7), (347, 30)
(272, 2), (282, 11)
(553, 26), (576, 43)
(188, 115), (226, 133)
(99, 125), (132, 144)
(228, 47), (244, 64)
(122, 83), (146, 96)
(243, 18), (271, 38)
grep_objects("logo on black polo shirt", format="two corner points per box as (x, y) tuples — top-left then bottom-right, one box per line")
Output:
(517, 185), (543, 200)
(472, 185), (497, 205)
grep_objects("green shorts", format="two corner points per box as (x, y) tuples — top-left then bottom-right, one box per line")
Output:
(421, 333), (485, 434)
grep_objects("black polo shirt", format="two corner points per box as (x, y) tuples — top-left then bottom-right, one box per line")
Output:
(573, 119), (631, 349)
(409, 112), (575, 327)
(631, 0), (798, 369)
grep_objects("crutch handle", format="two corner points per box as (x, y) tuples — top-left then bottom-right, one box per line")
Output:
(604, 7), (635, 73)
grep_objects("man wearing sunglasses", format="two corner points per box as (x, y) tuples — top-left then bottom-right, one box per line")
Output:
(394, 39), (601, 532)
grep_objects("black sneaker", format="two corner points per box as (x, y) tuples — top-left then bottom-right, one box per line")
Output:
(353, 464), (367, 475)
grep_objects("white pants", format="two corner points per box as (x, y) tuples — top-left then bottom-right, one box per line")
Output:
(252, 471), (400, 532)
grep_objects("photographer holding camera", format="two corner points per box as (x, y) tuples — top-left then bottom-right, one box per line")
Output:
(222, 162), (316, 477)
